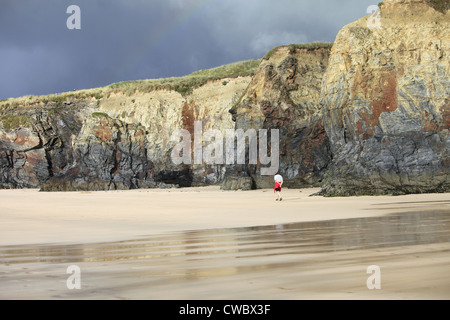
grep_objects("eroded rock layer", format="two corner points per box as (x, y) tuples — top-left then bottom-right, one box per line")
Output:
(0, 77), (250, 190)
(320, 0), (449, 195)
(226, 45), (332, 189)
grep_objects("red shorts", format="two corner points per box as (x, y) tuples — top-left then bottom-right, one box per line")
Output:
(274, 182), (281, 191)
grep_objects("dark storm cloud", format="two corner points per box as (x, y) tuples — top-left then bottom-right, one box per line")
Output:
(0, 0), (375, 99)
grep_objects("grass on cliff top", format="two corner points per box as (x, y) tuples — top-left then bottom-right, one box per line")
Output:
(378, 0), (448, 13)
(0, 59), (261, 109)
(263, 42), (333, 60)
(107, 59), (261, 96)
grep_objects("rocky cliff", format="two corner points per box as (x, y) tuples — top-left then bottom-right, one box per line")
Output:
(0, 63), (254, 190)
(1, 0), (448, 195)
(224, 44), (332, 190)
(319, 0), (449, 195)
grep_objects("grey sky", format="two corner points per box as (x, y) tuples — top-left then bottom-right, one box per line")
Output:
(0, 0), (375, 100)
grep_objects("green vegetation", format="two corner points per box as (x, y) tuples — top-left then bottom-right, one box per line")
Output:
(229, 92), (247, 113)
(0, 101), (19, 111)
(0, 114), (31, 132)
(91, 112), (110, 119)
(107, 59), (261, 97)
(189, 59), (260, 78)
(263, 42), (333, 60)
(1, 89), (107, 109)
(376, 0), (448, 12)
(93, 91), (104, 100)
(42, 90), (104, 103)
(426, 0), (449, 13)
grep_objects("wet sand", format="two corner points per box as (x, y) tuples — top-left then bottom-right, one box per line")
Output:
(0, 187), (449, 300)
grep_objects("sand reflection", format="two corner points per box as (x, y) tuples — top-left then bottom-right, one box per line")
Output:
(1, 210), (449, 299)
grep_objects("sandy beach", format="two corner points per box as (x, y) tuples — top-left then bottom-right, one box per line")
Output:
(1, 186), (448, 246)
(1, 187), (449, 300)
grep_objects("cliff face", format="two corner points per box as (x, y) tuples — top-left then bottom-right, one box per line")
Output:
(0, 77), (251, 190)
(320, 0), (449, 195)
(225, 45), (332, 189)
(0, 101), (88, 189)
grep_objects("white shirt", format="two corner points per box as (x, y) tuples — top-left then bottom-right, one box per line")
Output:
(274, 174), (283, 183)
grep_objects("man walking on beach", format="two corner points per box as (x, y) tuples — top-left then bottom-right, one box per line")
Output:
(274, 172), (283, 201)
